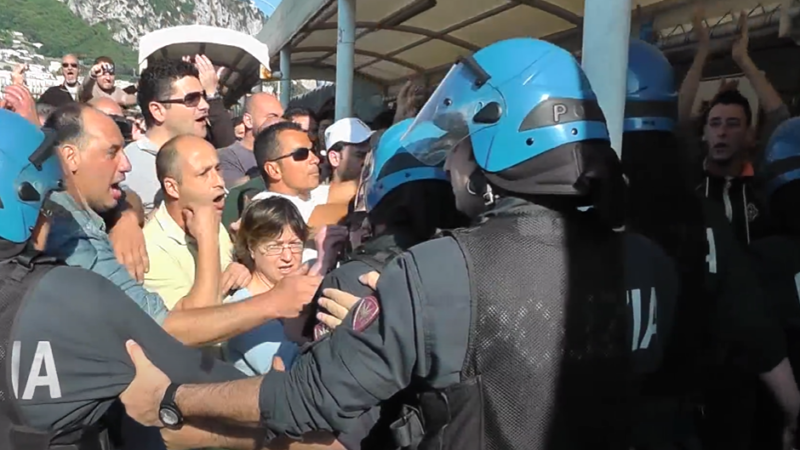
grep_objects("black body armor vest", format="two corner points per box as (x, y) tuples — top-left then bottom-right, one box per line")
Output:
(414, 202), (633, 450)
(0, 251), (113, 450)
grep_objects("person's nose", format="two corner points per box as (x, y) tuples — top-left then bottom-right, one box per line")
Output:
(309, 151), (320, 166)
(118, 151), (132, 174)
(197, 96), (210, 114)
(279, 246), (294, 261)
(211, 166), (224, 189)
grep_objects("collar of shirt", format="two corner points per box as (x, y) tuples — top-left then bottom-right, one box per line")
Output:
(47, 190), (107, 234)
(702, 157), (755, 179)
(152, 202), (192, 246)
(132, 136), (159, 156)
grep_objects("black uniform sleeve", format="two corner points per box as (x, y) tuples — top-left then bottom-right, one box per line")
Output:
(258, 237), (471, 439)
(12, 266), (244, 433)
(709, 208), (787, 374)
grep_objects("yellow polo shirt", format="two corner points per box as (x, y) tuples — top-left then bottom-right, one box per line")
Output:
(143, 203), (234, 310)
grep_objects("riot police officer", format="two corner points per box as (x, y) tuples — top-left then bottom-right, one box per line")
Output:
(309, 118), (469, 450)
(621, 39), (799, 450)
(0, 107), (248, 450)
(118, 38), (679, 450)
(751, 117), (800, 448)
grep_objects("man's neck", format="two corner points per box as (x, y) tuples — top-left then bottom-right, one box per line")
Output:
(706, 156), (747, 179)
(327, 179), (357, 204)
(165, 201), (187, 232)
(240, 132), (255, 151)
(145, 127), (176, 151)
(269, 184), (311, 201)
(64, 81), (77, 88)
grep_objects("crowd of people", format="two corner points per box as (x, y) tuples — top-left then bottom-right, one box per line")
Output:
(3, 7), (800, 450)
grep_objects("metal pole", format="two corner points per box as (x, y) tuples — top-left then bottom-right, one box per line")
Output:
(581, 0), (632, 156)
(335, 0), (355, 120)
(280, 48), (292, 108)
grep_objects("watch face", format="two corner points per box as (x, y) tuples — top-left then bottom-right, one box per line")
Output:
(159, 407), (180, 426)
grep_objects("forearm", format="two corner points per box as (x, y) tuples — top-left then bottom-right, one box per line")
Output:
(176, 377), (264, 424)
(760, 357), (800, 423)
(163, 293), (280, 346)
(678, 47), (709, 122)
(738, 55), (783, 113)
(162, 421), (341, 450)
(178, 237), (221, 309)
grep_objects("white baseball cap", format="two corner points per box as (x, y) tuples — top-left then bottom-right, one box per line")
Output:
(324, 117), (375, 151)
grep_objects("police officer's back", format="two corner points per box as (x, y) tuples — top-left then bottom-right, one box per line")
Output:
(242, 38), (678, 450)
(0, 107), (244, 450)
(308, 118), (469, 450)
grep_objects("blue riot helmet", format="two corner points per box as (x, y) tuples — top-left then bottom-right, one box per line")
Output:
(364, 118), (450, 212)
(759, 117), (800, 200)
(624, 39), (678, 133)
(401, 37), (612, 197)
(0, 109), (62, 244)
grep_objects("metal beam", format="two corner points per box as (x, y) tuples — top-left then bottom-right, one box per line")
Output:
(304, 22), (479, 51)
(293, 47), (427, 73)
(335, 0), (356, 120)
(513, 0), (583, 26)
(254, 0), (332, 57)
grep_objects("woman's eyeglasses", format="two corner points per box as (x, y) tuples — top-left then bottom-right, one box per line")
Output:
(157, 91), (207, 108)
(268, 147), (312, 162)
(259, 242), (304, 256)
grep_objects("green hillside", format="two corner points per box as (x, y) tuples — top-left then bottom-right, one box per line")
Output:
(0, 0), (138, 75)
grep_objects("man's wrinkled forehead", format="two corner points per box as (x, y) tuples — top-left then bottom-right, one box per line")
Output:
(62, 55), (78, 64)
(279, 129), (312, 154)
(170, 75), (203, 96)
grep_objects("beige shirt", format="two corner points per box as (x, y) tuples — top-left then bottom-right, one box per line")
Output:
(143, 203), (234, 310)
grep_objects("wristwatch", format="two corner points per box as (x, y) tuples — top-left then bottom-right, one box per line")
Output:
(206, 91), (221, 102)
(159, 383), (184, 430)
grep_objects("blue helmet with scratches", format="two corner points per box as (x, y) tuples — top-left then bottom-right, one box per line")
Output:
(364, 118), (449, 212)
(0, 109), (62, 244)
(624, 39), (678, 133)
(759, 117), (800, 200)
(402, 37), (614, 197)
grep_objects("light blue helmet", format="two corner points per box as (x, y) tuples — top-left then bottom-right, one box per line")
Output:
(401, 37), (612, 196)
(624, 39), (678, 133)
(364, 118), (449, 212)
(0, 110), (62, 244)
(759, 117), (800, 199)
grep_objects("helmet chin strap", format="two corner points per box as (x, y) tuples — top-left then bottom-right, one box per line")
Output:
(466, 170), (496, 206)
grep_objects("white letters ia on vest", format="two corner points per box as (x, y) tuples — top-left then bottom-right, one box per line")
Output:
(11, 341), (62, 400)
(628, 288), (658, 351)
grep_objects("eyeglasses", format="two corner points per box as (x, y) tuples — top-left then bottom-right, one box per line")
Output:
(268, 147), (312, 162)
(259, 242), (304, 256)
(62, 63), (78, 68)
(157, 91), (207, 108)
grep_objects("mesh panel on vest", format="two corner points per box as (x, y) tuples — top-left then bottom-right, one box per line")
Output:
(0, 258), (57, 450)
(451, 204), (631, 450)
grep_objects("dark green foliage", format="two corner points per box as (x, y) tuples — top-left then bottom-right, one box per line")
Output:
(0, 0), (138, 75)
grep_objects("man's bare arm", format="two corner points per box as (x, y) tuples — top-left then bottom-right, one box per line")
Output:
(175, 377), (263, 423)
(162, 420), (344, 450)
(163, 294), (278, 346)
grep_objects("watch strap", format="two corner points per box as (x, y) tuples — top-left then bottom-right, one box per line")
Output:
(161, 383), (181, 407)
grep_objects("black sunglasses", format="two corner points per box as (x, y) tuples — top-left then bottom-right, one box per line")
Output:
(62, 63), (78, 68)
(157, 91), (207, 108)
(268, 147), (312, 162)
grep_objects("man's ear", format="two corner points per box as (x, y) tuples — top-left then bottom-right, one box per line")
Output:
(328, 150), (341, 168)
(265, 161), (281, 182)
(58, 144), (81, 173)
(149, 101), (168, 125)
(163, 176), (180, 199)
(243, 113), (254, 130)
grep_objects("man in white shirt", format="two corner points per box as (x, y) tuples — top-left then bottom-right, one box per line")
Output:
(251, 121), (327, 221)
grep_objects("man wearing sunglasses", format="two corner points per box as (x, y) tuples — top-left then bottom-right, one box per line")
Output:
(38, 54), (81, 107)
(124, 58), (211, 216)
(81, 56), (137, 107)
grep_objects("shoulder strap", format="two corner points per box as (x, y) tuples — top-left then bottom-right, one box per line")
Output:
(350, 245), (405, 272)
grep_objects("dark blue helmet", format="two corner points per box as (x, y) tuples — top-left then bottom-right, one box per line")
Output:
(624, 39), (678, 133)
(759, 117), (800, 199)
(0, 110), (62, 243)
(402, 37), (611, 196)
(364, 118), (449, 212)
